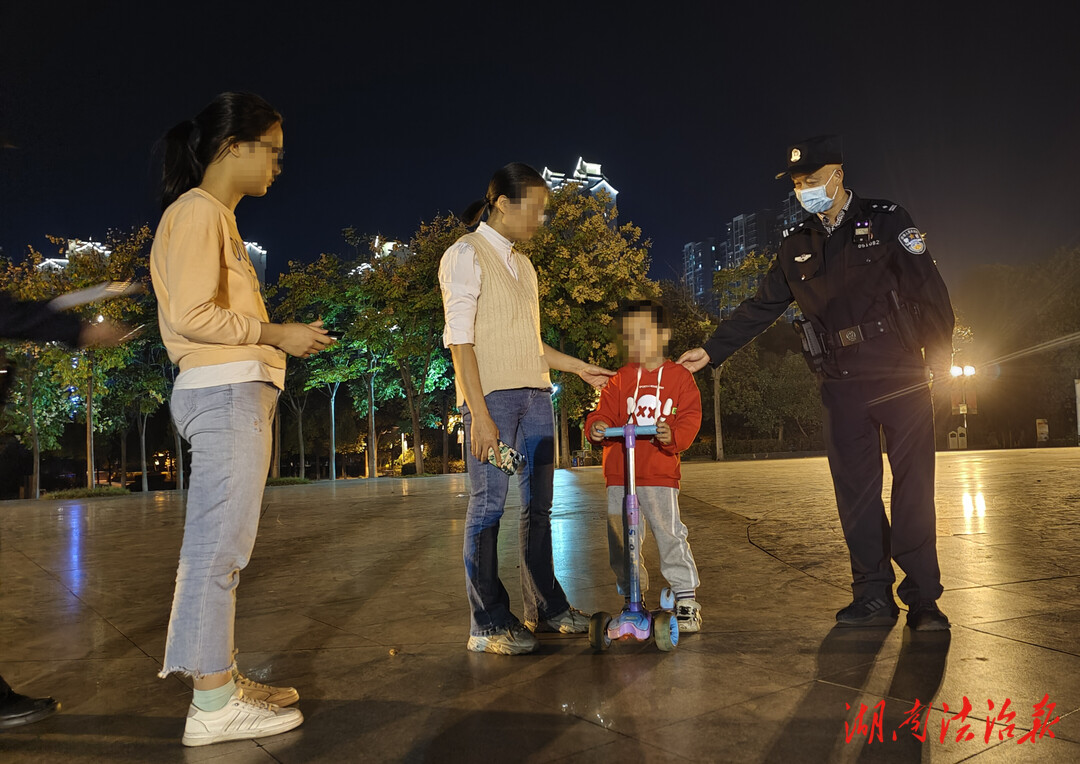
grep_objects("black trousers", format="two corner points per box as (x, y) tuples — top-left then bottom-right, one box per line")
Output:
(820, 376), (943, 605)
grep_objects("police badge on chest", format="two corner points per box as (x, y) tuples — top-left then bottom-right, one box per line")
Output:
(854, 219), (881, 249)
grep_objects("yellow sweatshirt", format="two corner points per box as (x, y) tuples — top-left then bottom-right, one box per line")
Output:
(150, 188), (286, 379)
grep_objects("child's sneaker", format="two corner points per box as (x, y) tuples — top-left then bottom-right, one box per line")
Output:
(525, 607), (590, 634)
(181, 688), (303, 747)
(676, 599), (702, 633)
(234, 673), (299, 707)
(466, 623), (539, 655)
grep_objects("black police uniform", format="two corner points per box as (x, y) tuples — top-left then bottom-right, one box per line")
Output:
(701, 191), (954, 609)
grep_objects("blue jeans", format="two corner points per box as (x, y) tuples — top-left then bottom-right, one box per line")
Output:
(160, 381), (278, 678)
(461, 388), (570, 636)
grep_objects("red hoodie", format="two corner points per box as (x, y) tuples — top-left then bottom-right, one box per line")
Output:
(584, 360), (702, 489)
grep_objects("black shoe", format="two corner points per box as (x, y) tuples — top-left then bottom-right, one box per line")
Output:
(907, 601), (950, 632)
(836, 595), (900, 627)
(0, 690), (60, 729)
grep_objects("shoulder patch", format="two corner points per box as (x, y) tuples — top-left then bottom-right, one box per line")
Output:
(898, 227), (926, 254)
(866, 199), (899, 213)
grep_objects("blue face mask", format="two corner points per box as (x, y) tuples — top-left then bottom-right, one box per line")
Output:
(795, 171), (839, 214)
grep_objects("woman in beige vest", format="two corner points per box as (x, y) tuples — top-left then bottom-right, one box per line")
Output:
(439, 163), (614, 654)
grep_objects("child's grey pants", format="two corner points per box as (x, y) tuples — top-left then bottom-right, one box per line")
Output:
(606, 485), (700, 598)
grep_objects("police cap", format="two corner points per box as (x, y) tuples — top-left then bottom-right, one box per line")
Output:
(776, 135), (843, 179)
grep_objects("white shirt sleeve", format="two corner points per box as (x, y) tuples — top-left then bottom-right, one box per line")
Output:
(439, 241), (482, 346)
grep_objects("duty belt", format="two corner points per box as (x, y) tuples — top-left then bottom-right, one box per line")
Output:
(824, 318), (891, 350)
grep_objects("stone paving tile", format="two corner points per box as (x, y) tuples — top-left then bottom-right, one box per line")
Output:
(1, 447), (1079, 762)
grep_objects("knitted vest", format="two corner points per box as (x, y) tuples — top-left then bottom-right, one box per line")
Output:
(456, 231), (551, 407)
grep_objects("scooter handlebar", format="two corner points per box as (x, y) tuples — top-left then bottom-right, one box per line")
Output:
(603, 425), (657, 438)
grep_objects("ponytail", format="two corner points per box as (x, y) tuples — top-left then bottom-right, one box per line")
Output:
(156, 92), (281, 210)
(160, 120), (204, 211)
(461, 198), (491, 227)
(460, 162), (547, 227)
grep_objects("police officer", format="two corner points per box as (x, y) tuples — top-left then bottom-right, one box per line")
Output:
(678, 135), (953, 631)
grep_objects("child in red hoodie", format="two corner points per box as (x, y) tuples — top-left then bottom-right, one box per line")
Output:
(585, 300), (703, 632)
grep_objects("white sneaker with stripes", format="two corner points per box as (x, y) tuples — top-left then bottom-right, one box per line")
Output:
(181, 688), (303, 747)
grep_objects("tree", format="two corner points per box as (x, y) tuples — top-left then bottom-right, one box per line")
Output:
(355, 216), (463, 476)
(275, 253), (369, 481)
(103, 330), (170, 491)
(519, 186), (656, 466)
(658, 280), (716, 457)
(0, 253), (75, 497)
(711, 250), (783, 458)
(1, 228), (152, 491)
(280, 361), (312, 478)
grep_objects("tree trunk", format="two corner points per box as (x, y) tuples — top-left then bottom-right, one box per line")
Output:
(30, 395), (40, 499)
(119, 425), (128, 490)
(139, 413), (149, 493)
(297, 413), (306, 480)
(399, 363), (425, 477)
(173, 424), (185, 491)
(314, 450), (321, 480)
(777, 421), (784, 446)
(86, 352), (95, 489)
(441, 395), (450, 474)
(328, 383), (338, 482)
(556, 337), (571, 468)
(712, 366), (724, 461)
(559, 403), (571, 469)
(271, 399), (281, 478)
(367, 374), (377, 479)
(410, 406), (424, 477)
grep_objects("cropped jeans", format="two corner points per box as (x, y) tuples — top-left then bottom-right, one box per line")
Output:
(159, 381), (277, 678)
(461, 387), (570, 636)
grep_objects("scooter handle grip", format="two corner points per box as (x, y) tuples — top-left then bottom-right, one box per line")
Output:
(603, 425), (658, 438)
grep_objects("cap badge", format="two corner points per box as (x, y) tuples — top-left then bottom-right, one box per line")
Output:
(795, 253), (812, 262)
(790, 148), (802, 162)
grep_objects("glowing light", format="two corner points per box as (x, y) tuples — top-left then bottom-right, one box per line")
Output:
(975, 492), (986, 516)
(950, 366), (963, 377)
(963, 365), (976, 376)
(962, 493), (975, 517)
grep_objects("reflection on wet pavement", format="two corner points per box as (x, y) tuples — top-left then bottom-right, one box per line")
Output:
(2, 448), (1079, 761)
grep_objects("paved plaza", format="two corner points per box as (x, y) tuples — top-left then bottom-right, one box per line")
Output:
(1, 448), (1079, 762)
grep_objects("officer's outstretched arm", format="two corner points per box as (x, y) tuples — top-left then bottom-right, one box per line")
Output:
(701, 257), (793, 367)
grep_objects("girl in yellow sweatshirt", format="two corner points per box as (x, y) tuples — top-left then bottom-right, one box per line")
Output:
(150, 92), (331, 747)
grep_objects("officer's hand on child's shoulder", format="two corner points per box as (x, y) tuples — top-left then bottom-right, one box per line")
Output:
(655, 419), (673, 445)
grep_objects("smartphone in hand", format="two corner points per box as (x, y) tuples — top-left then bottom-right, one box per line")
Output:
(488, 440), (523, 475)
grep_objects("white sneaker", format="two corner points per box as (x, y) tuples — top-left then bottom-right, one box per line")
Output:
(466, 624), (539, 655)
(181, 688), (303, 747)
(676, 599), (702, 633)
(235, 673), (299, 707)
(525, 607), (590, 634)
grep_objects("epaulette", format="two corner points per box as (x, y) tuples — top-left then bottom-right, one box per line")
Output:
(865, 199), (899, 213)
(782, 220), (808, 238)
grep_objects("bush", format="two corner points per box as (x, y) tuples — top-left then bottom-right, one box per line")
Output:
(43, 486), (130, 499)
(266, 477), (312, 487)
(399, 455), (459, 476)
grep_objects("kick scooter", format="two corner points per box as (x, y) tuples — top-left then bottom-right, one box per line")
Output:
(588, 423), (679, 652)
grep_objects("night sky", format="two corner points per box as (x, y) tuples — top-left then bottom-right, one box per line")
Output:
(2, 4), (1078, 288)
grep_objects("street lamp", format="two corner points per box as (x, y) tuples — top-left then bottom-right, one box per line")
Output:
(950, 363), (977, 448)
